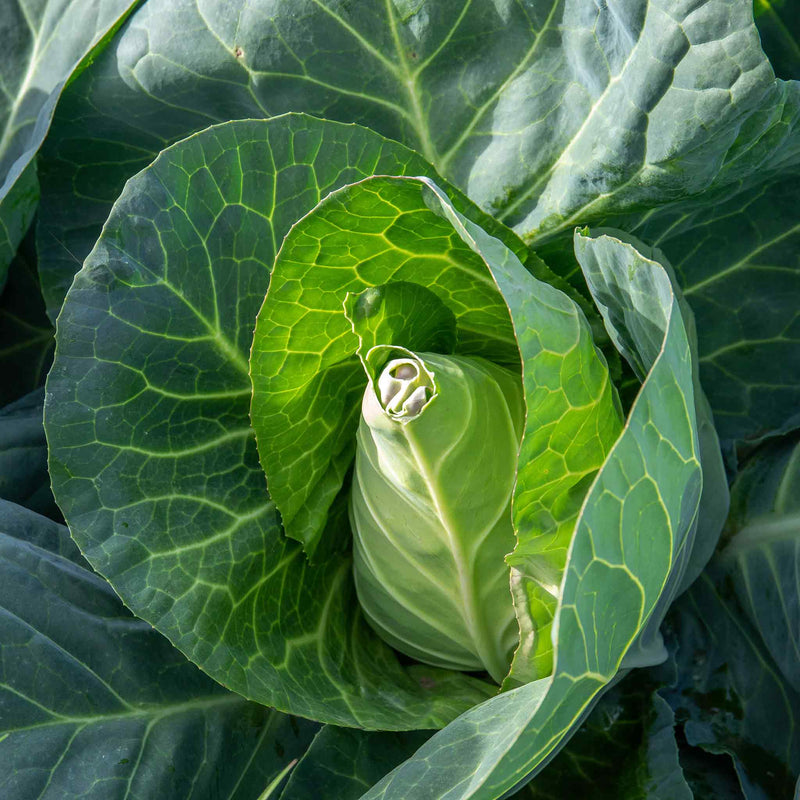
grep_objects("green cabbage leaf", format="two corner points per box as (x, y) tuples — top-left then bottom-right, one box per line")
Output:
(44, 111), (727, 792)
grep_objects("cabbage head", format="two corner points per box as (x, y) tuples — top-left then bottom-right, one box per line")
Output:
(351, 349), (523, 683)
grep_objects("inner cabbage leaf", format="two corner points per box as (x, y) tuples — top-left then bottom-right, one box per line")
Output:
(351, 349), (523, 683)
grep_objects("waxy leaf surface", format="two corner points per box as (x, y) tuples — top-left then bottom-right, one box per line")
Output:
(36, 0), (795, 316)
(361, 230), (704, 800)
(0, 500), (317, 800)
(45, 115), (494, 730)
(719, 431), (800, 693)
(0, 0), (138, 273)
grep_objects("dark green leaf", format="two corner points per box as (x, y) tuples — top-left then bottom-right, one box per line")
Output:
(629, 171), (800, 444)
(281, 727), (431, 800)
(36, 0), (795, 318)
(719, 431), (800, 693)
(674, 740), (745, 800)
(0, 243), (54, 406)
(665, 566), (800, 800)
(524, 674), (691, 800)
(45, 116), (493, 730)
(0, 495), (83, 564)
(33, 0), (546, 318)
(0, 0), (138, 274)
(754, 0), (800, 80)
(0, 389), (59, 520)
(0, 164), (37, 285)
(0, 500), (317, 800)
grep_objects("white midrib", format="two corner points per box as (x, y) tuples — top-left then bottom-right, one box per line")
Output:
(385, 0), (438, 164)
(720, 512), (800, 558)
(403, 425), (506, 683)
(0, 31), (39, 160)
(2, 691), (248, 735)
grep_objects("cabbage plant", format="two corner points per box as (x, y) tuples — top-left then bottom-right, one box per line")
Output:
(1, 1), (799, 798)
(44, 122), (730, 791)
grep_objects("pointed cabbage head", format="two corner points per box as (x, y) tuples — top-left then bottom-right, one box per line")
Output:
(350, 349), (524, 683)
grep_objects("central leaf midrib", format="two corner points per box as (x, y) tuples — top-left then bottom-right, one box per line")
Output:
(1, 691), (249, 735)
(385, 0), (438, 164)
(103, 238), (249, 375)
(403, 405), (506, 682)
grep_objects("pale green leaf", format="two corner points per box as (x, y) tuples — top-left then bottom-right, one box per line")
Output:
(361, 228), (704, 800)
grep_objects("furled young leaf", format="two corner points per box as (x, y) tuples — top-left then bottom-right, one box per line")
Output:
(0, 0), (139, 275)
(45, 115), (495, 730)
(361, 223), (704, 800)
(35, 0), (796, 319)
(0, 500), (317, 800)
(343, 282), (458, 373)
(281, 727), (431, 800)
(349, 349), (523, 683)
(718, 431), (800, 693)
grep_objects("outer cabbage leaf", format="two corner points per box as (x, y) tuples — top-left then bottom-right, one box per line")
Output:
(0, 500), (317, 800)
(718, 431), (800, 693)
(35, 0), (797, 318)
(0, 0), (139, 275)
(0, 163), (37, 286)
(754, 0), (800, 80)
(0, 389), (58, 519)
(621, 166), (800, 445)
(360, 225), (705, 800)
(280, 727), (432, 800)
(0, 240), (54, 406)
(44, 115), (495, 730)
(525, 672), (692, 800)
(664, 559), (800, 800)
